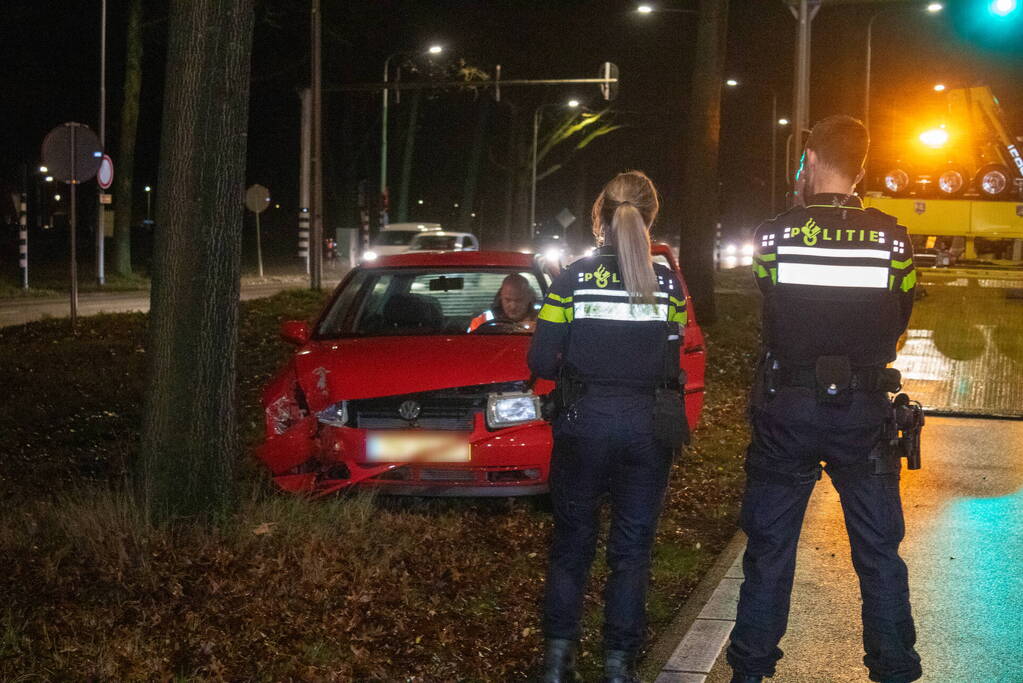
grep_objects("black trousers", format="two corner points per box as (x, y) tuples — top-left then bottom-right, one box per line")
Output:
(543, 393), (674, 654)
(726, 389), (922, 683)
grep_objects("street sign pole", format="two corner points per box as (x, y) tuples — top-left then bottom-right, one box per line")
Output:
(70, 126), (78, 326)
(96, 0), (107, 286)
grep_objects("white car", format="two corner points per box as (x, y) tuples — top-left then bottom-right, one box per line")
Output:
(407, 231), (480, 252)
(363, 223), (443, 261)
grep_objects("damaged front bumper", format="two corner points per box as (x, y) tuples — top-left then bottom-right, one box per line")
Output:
(256, 413), (552, 497)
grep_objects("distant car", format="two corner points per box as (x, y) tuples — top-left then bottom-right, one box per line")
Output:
(257, 245), (706, 497)
(363, 222), (443, 261)
(407, 231), (479, 252)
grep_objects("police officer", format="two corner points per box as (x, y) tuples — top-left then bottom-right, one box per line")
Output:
(726, 115), (921, 683)
(528, 170), (688, 683)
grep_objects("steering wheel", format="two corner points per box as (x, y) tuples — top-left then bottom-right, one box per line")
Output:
(471, 318), (531, 334)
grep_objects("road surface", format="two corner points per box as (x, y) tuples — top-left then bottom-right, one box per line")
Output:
(0, 279), (340, 328)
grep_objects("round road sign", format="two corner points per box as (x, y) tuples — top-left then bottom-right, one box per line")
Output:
(245, 184), (271, 214)
(97, 155), (114, 189)
(41, 122), (103, 184)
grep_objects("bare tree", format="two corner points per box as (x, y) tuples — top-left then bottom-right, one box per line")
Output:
(112, 0), (144, 277)
(135, 0), (255, 523)
(678, 0), (729, 326)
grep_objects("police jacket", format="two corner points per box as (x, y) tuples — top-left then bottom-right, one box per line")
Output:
(752, 193), (916, 368)
(527, 245), (687, 388)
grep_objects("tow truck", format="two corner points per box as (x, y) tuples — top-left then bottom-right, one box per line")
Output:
(866, 85), (1023, 262)
(880, 85), (1023, 200)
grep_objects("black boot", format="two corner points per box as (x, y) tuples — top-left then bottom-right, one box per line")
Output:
(541, 638), (581, 683)
(603, 649), (640, 683)
(729, 672), (763, 683)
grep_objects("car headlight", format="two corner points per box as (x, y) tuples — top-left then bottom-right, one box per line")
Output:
(724, 243), (737, 255)
(317, 401), (348, 427)
(741, 243), (755, 257)
(362, 250), (378, 261)
(486, 391), (540, 429)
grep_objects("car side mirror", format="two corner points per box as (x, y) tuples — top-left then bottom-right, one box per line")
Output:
(280, 320), (311, 345)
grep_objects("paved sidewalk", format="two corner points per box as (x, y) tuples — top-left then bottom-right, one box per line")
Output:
(651, 416), (1023, 682)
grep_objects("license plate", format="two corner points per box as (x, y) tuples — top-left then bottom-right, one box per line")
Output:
(365, 432), (471, 463)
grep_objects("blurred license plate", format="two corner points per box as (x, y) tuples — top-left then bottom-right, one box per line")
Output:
(365, 432), (471, 463)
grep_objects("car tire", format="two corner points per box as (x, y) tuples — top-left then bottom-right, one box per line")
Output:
(935, 165), (968, 198)
(883, 167), (913, 197)
(975, 164), (1012, 199)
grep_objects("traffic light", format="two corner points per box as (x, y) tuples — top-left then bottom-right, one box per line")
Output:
(987, 0), (1018, 17)
(949, 0), (1023, 52)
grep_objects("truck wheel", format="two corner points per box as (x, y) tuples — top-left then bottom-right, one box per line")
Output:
(936, 166), (968, 197)
(884, 168), (912, 196)
(975, 164), (1012, 199)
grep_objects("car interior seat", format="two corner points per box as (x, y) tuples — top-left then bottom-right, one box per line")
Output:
(382, 293), (443, 330)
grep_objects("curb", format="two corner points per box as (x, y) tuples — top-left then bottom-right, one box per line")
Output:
(641, 530), (747, 682)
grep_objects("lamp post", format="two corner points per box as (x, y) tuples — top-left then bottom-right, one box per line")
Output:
(380, 44), (442, 229)
(865, 3), (943, 135)
(531, 99), (579, 237)
(96, 0), (107, 285)
(144, 185), (152, 223)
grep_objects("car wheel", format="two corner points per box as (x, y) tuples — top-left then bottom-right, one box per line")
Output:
(936, 166), (968, 198)
(975, 164), (1012, 199)
(884, 167), (912, 197)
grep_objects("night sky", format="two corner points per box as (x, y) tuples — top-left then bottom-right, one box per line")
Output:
(2, 1), (1021, 255)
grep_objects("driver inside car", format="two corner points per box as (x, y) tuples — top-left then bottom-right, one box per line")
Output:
(467, 273), (539, 332)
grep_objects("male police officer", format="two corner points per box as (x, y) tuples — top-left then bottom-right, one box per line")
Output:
(726, 115), (922, 683)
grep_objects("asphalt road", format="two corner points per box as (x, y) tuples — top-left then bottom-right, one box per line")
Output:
(698, 416), (1023, 682)
(0, 279), (340, 328)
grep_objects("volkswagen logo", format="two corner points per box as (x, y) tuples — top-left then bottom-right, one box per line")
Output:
(398, 400), (422, 422)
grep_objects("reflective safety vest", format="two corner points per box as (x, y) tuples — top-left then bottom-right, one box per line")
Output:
(527, 246), (686, 385)
(752, 193), (916, 367)
(467, 310), (495, 332)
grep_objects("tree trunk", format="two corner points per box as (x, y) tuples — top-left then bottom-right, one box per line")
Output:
(135, 0), (255, 524)
(678, 0), (728, 326)
(501, 105), (519, 249)
(460, 99), (491, 233)
(113, 0), (143, 277)
(395, 90), (421, 223)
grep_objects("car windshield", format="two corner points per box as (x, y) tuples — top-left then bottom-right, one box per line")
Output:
(410, 235), (459, 250)
(373, 231), (418, 247)
(315, 268), (545, 338)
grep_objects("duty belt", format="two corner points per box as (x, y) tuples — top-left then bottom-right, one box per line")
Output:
(775, 365), (900, 393)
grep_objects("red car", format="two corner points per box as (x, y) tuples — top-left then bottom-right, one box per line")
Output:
(257, 245), (705, 497)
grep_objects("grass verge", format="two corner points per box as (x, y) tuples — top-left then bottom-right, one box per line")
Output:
(0, 268), (760, 680)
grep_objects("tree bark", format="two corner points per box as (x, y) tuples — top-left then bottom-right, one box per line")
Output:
(113, 0), (143, 277)
(135, 0), (255, 524)
(678, 0), (729, 326)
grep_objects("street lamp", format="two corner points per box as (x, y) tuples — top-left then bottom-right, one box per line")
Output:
(380, 44), (443, 228)
(635, 4), (697, 14)
(144, 185), (152, 223)
(865, 3), (943, 136)
(531, 99), (580, 236)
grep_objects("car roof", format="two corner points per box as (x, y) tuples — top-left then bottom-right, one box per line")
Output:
(410, 231), (474, 239)
(367, 250), (536, 269)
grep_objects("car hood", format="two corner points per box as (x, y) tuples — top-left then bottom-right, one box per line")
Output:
(293, 335), (534, 405)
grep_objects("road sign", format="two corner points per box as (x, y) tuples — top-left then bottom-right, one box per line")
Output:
(556, 208), (576, 228)
(97, 155), (114, 189)
(41, 122), (103, 184)
(600, 62), (619, 101)
(99, 193), (112, 205)
(245, 184), (271, 213)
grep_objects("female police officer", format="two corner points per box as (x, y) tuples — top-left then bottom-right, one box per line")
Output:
(528, 170), (687, 683)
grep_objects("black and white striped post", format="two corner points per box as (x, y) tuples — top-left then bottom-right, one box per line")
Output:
(714, 222), (722, 271)
(298, 208), (310, 274)
(19, 192), (28, 290)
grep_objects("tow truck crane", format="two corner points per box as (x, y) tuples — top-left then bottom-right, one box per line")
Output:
(881, 85), (1023, 200)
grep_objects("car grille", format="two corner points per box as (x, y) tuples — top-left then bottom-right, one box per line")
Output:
(351, 396), (478, 431)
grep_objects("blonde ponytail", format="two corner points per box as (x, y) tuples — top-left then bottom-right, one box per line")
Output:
(591, 171), (660, 304)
